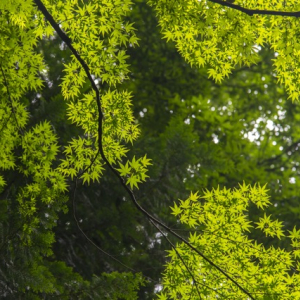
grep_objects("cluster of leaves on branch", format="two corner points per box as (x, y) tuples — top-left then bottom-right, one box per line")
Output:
(0, 0), (146, 297)
(149, 0), (300, 100)
(158, 184), (300, 299)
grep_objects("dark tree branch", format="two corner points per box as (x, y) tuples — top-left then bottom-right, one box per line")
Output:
(150, 219), (220, 299)
(72, 179), (136, 272)
(34, 0), (135, 274)
(208, 0), (300, 17)
(34, 0), (255, 298)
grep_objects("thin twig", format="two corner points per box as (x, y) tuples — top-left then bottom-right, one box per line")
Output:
(208, 0), (300, 17)
(72, 178), (136, 272)
(150, 220), (203, 299)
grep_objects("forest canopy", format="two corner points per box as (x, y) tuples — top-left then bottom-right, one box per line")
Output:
(1, 0), (300, 299)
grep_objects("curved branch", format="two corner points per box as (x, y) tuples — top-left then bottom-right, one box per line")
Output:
(34, 1), (255, 298)
(208, 0), (300, 17)
(72, 179), (136, 272)
(150, 220), (204, 299)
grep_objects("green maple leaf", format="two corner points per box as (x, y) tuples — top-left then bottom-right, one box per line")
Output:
(127, 175), (141, 189)
(117, 161), (131, 177)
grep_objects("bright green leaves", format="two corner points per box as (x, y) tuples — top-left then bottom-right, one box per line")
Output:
(0, 3), (44, 95)
(170, 203), (182, 216)
(59, 136), (104, 184)
(255, 213), (285, 239)
(67, 92), (98, 133)
(248, 183), (271, 209)
(0, 175), (5, 190)
(64, 88), (141, 183)
(0, 0), (71, 273)
(0, 1), (43, 173)
(118, 161), (131, 177)
(43, 0), (139, 88)
(1, 0), (149, 298)
(159, 184), (300, 299)
(0, 101), (25, 171)
(102, 90), (140, 144)
(149, 0), (261, 83)
(3, 0), (147, 190)
(17, 122), (68, 243)
(61, 60), (86, 100)
(20, 121), (59, 177)
(46, 0), (143, 184)
(0, 2), (45, 247)
(117, 155), (151, 189)
(149, 0), (300, 101)
(67, 89), (139, 143)
(157, 293), (168, 300)
(289, 227), (300, 259)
